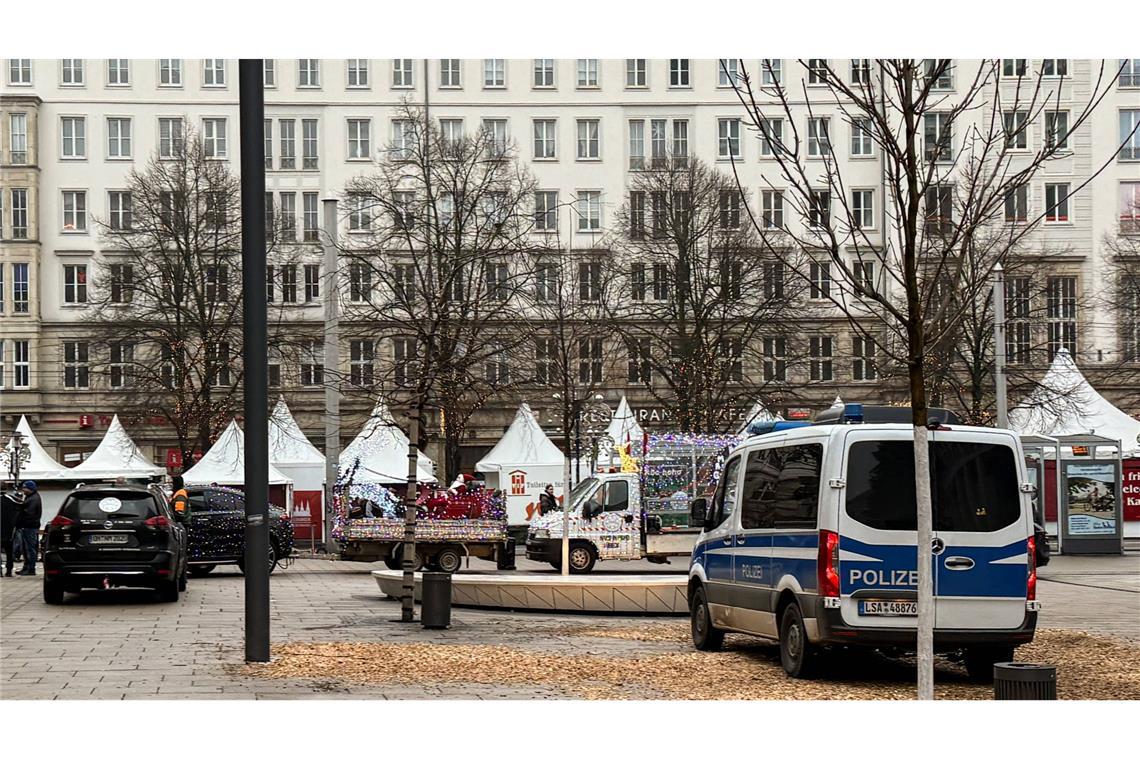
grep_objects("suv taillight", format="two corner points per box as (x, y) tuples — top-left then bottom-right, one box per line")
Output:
(49, 515), (75, 528)
(1026, 535), (1037, 601)
(817, 529), (840, 598)
(144, 515), (170, 530)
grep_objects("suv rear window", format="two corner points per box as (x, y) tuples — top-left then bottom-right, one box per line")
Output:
(61, 492), (158, 521)
(845, 440), (1021, 532)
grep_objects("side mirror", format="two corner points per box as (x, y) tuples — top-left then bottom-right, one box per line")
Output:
(689, 497), (710, 529)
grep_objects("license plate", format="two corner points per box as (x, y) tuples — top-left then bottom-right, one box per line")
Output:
(858, 599), (917, 616)
(89, 534), (129, 545)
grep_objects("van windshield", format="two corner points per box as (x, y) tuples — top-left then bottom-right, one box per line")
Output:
(567, 478), (599, 512)
(845, 440), (1021, 532)
(61, 492), (158, 521)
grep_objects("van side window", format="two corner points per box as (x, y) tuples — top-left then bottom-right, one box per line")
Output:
(712, 456), (742, 525)
(769, 444), (823, 529)
(741, 449), (779, 529)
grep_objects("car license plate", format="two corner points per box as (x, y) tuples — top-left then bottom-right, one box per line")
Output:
(858, 599), (917, 616)
(90, 534), (129, 545)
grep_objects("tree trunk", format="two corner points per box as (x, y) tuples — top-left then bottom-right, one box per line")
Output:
(908, 336), (935, 701)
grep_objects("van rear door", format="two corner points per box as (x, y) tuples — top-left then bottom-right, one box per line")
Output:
(838, 429), (925, 631)
(929, 430), (1029, 630)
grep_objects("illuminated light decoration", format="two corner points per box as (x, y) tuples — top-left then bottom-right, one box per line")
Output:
(616, 443), (640, 473)
(641, 433), (742, 499)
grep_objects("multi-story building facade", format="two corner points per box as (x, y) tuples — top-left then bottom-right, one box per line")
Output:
(1, 58), (1137, 471)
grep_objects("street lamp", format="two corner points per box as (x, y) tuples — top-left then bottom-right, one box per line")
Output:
(2, 431), (32, 484)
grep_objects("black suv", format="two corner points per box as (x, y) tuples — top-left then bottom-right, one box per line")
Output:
(42, 485), (188, 604)
(185, 487), (294, 576)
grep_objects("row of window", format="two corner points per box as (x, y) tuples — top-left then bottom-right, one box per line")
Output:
(13, 59), (1138, 91)
(20, 109), (1134, 170)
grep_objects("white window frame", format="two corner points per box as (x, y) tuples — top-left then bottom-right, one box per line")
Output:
(533, 59), (555, 89)
(106, 117), (132, 159)
(347, 59), (370, 89)
(851, 189), (875, 230)
(807, 59), (829, 85)
(159, 58), (182, 87)
(577, 190), (601, 232)
(60, 58), (85, 86)
(392, 59), (413, 88)
(576, 119), (600, 161)
(263, 60), (276, 88)
(9, 113), (28, 164)
(809, 260), (832, 299)
(1004, 185), (1030, 224)
(850, 58), (872, 85)
(669, 59), (690, 88)
(107, 58), (130, 86)
(302, 119), (319, 169)
(1004, 110), (1030, 151)
(60, 116), (87, 159)
(1121, 109), (1140, 161)
(279, 119), (296, 168)
(533, 119), (557, 160)
(63, 340), (90, 389)
(576, 59), (599, 89)
(298, 59), (320, 88)
(8, 59), (31, 85)
(808, 117), (831, 157)
(759, 117), (783, 157)
(625, 59), (646, 88)
(347, 118), (372, 161)
(13, 340), (30, 388)
(1041, 59), (1069, 78)
(1121, 59), (1140, 88)
(202, 117), (228, 158)
(851, 117), (874, 157)
(717, 59), (739, 88)
(923, 59), (953, 90)
(1044, 182), (1071, 224)
(391, 119), (413, 160)
(440, 59), (462, 88)
(534, 190), (558, 232)
(1001, 59), (1027, 78)
(203, 58), (226, 87)
(761, 58), (781, 86)
(63, 262), (88, 303)
(108, 190), (132, 231)
(158, 117), (184, 159)
(717, 118), (742, 160)
(62, 191), (88, 233)
(483, 58), (506, 88)
(761, 189), (784, 230)
(482, 118), (508, 159)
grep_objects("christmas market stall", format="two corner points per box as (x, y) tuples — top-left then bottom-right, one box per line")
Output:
(475, 402), (565, 526)
(269, 397), (326, 541)
(3, 416), (75, 526)
(182, 419), (294, 510)
(68, 414), (166, 481)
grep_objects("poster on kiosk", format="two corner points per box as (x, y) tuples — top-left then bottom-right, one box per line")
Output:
(475, 403), (566, 526)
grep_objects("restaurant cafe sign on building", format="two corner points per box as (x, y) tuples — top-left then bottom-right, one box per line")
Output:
(632, 406), (814, 425)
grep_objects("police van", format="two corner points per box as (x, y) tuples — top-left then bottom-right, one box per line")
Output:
(687, 405), (1040, 681)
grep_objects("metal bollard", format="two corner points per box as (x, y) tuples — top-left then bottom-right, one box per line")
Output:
(421, 571), (452, 630)
(993, 662), (1057, 700)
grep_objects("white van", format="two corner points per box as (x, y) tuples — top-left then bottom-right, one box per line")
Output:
(687, 414), (1040, 681)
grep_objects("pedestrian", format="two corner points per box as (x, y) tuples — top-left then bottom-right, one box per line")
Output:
(14, 480), (42, 576)
(538, 484), (558, 516)
(170, 475), (190, 522)
(1, 487), (20, 577)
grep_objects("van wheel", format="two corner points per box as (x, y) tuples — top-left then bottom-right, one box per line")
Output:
(238, 542), (278, 575)
(177, 568), (188, 592)
(567, 542), (597, 574)
(434, 546), (463, 574)
(391, 544), (424, 572)
(158, 579), (180, 603)
(690, 586), (724, 651)
(43, 580), (65, 605)
(779, 603), (819, 679)
(964, 646), (1015, 683)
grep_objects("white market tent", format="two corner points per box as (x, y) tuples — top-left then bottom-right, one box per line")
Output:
(269, 397), (325, 492)
(476, 402), (565, 473)
(182, 419), (294, 486)
(606, 395), (644, 447)
(1009, 349), (1140, 456)
(737, 401), (784, 434)
(5, 416), (70, 481)
(68, 414), (165, 480)
(339, 400), (436, 485)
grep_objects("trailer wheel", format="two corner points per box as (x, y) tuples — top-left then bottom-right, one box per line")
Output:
(391, 544), (424, 572)
(434, 546), (463, 574)
(567, 542), (597, 574)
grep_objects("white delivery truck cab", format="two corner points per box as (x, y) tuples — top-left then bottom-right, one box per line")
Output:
(524, 471), (700, 572)
(687, 406), (1040, 681)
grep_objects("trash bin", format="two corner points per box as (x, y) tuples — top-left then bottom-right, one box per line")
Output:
(993, 662), (1057, 700)
(421, 571), (452, 630)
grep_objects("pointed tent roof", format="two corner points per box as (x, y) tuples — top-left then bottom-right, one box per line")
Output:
(339, 400), (436, 484)
(269, 397), (325, 466)
(737, 401), (784, 434)
(182, 419), (293, 486)
(1009, 348), (1140, 455)
(605, 396), (644, 446)
(69, 415), (165, 479)
(831, 395), (844, 407)
(5, 416), (70, 481)
(475, 402), (565, 471)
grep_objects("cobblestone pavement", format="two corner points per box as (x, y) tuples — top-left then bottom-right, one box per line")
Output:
(1, 552), (1136, 699)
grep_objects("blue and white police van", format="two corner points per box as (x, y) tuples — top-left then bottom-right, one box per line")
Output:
(687, 404), (1040, 681)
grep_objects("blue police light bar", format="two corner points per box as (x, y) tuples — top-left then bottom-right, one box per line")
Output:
(745, 420), (813, 437)
(843, 403), (864, 423)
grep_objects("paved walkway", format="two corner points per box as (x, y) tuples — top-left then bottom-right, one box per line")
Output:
(1, 552), (1136, 699)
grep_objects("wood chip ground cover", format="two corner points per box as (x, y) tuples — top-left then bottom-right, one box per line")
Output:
(241, 627), (1140, 700)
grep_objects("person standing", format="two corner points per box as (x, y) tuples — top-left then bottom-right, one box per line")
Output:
(1, 487), (20, 577)
(14, 481), (42, 576)
(170, 475), (191, 522)
(538, 484), (558, 516)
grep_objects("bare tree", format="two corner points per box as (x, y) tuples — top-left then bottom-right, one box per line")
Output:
(730, 57), (1124, 697)
(1098, 201), (1140, 409)
(608, 156), (805, 432)
(88, 133), (250, 465)
(343, 102), (540, 481)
